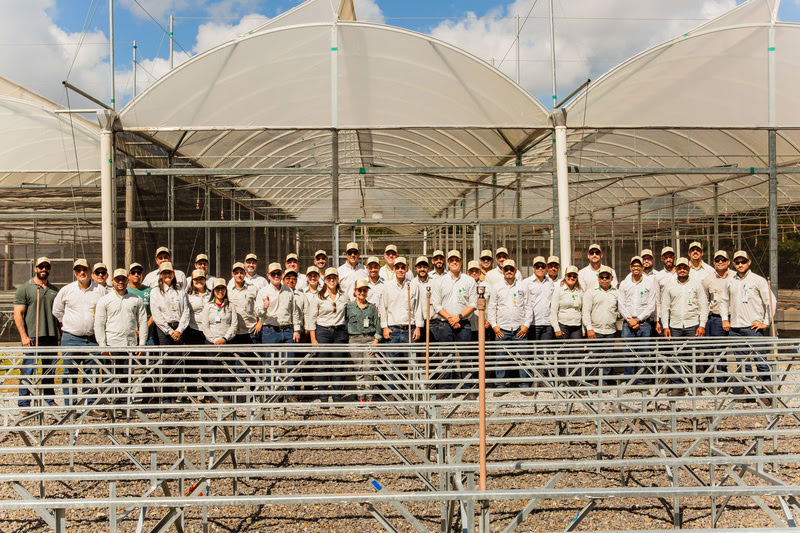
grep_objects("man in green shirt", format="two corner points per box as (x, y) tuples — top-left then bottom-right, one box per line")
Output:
(14, 257), (60, 408)
(127, 262), (155, 345)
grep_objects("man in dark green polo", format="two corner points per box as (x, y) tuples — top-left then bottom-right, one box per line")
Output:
(14, 257), (60, 408)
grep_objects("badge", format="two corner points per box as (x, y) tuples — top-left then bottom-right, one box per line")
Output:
(363, 317), (370, 328)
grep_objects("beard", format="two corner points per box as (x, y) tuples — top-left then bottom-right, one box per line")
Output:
(36, 270), (50, 281)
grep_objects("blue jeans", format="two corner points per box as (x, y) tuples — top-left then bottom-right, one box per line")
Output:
(622, 321), (652, 377)
(261, 326), (296, 390)
(592, 332), (616, 378)
(385, 326), (411, 386)
(706, 314), (729, 379)
(60, 332), (99, 406)
(529, 325), (555, 341)
(315, 325), (348, 398)
(432, 320), (472, 387)
(18, 336), (59, 407)
(667, 326), (698, 383)
(495, 328), (526, 387)
(729, 326), (770, 393)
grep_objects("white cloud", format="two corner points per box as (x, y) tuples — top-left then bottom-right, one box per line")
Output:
(429, 0), (736, 104)
(354, 0), (385, 23)
(118, 0), (192, 22)
(193, 13), (269, 53)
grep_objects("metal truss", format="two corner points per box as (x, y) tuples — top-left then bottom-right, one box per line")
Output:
(0, 338), (799, 532)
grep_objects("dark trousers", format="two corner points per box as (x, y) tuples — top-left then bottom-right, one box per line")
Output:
(667, 325), (699, 383)
(315, 325), (348, 398)
(156, 328), (184, 399)
(706, 314), (729, 378)
(730, 326), (770, 393)
(495, 328), (526, 387)
(530, 325), (555, 341)
(558, 323), (583, 340)
(622, 321), (652, 378)
(385, 326), (411, 386)
(261, 326), (296, 390)
(432, 320), (472, 387)
(60, 332), (99, 406)
(18, 336), (59, 407)
(183, 327), (206, 393)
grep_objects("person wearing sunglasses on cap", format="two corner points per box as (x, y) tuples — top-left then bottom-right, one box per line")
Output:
(578, 244), (618, 292)
(720, 251), (776, 402)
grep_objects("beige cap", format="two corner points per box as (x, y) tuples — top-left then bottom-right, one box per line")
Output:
(733, 250), (749, 261)
(395, 256), (408, 266)
(467, 260), (480, 271)
(191, 269), (206, 279)
(93, 262), (108, 272)
(565, 265), (579, 275)
(159, 262), (174, 272)
(283, 269), (297, 279)
(480, 249), (493, 259)
(384, 244), (398, 254)
(213, 278), (227, 289)
(366, 256), (381, 266)
(35, 256), (51, 267)
(314, 249), (327, 257)
(598, 265), (613, 275)
(533, 256), (546, 266)
(640, 249), (654, 258)
(306, 266), (320, 275)
(661, 246), (675, 256)
(128, 262), (143, 272)
(495, 247), (509, 256)
(73, 258), (89, 269)
(112, 268), (128, 279)
(285, 253), (298, 262)
(267, 262), (282, 273)
(689, 241), (703, 251)
(415, 256), (429, 266)
(432, 249), (445, 258)
(547, 255), (560, 265)
(324, 267), (339, 278)
(155, 246), (170, 258)
(630, 256), (643, 265)
(355, 279), (370, 290)
(345, 242), (359, 252)
(675, 257), (690, 268)
(714, 250), (729, 260)
(245, 253), (258, 262)
(447, 250), (462, 260)
(231, 262), (245, 272)
(588, 243), (602, 253)
(503, 259), (517, 270)
(195, 253), (209, 263)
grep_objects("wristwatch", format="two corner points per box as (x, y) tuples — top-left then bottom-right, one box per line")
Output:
(457, 313), (463, 320)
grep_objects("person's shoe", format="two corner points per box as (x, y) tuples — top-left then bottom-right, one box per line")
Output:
(45, 399), (57, 407)
(464, 393), (478, 401)
(756, 396), (771, 408)
(667, 387), (686, 397)
(494, 389), (510, 397)
(286, 395), (299, 403)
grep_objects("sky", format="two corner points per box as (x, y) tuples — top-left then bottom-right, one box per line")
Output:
(1, 0), (798, 110)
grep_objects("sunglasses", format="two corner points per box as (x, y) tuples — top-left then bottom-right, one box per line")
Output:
(734, 260), (748, 265)
(36, 265), (51, 270)
(714, 257), (728, 263)
(95, 270), (108, 276)
(534, 265), (545, 269)
(130, 270), (143, 275)
(503, 268), (516, 272)
(588, 251), (601, 256)
(598, 275), (612, 280)
(346, 250), (359, 256)
(565, 274), (577, 279)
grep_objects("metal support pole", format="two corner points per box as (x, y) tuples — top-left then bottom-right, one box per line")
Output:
(250, 208), (255, 253)
(205, 181), (211, 255)
(611, 207), (616, 274)
(515, 15), (521, 84)
(98, 109), (116, 269)
(637, 201), (643, 254)
(132, 41), (137, 98)
(552, 109), (571, 268)
(474, 223), (482, 264)
(3, 233), (11, 291)
(230, 197), (235, 262)
(108, 0), (115, 109)
(168, 175), (175, 254)
(713, 184), (720, 253)
(491, 174), (498, 249)
(169, 15), (174, 70)
(124, 167), (134, 269)
(516, 153), (523, 261)
(215, 229), (221, 276)
(769, 129), (778, 295)
(331, 130), (340, 260)
(671, 192), (677, 254)
(737, 216), (742, 252)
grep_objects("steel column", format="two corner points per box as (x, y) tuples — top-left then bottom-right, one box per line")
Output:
(98, 110), (115, 269)
(552, 109), (571, 269)
(332, 131), (340, 261)
(769, 129), (778, 294)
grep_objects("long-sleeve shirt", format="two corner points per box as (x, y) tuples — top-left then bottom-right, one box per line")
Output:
(380, 279), (422, 328)
(187, 291), (210, 330)
(689, 261), (715, 283)
(410, 276), (434, 326)
(307, 290), (348, 328)
(227, 274), (267, 291)
(660, 278), (708, 329)
(344, 300), (381, 340)
(582, 287), (619, 335)
(338, 262), (368, 298)
(487, 279), (531, 331)
(618, 274), (657, 322)
(469, 280), (491, 331)
(431, 272), (477, 320)
(484, 266), (521, 289)
(143, 268), (187, 291)
(228, 282), (259, 335)
(94, 290), (148, 347)
(550, 282), (583, 331)
(52, 280), (107, 337)
(702, 270), (733, 315)
(523, 276), (554, 327)
(149, 285), (191, 335)
(256, 283), (301, 331)
(200, 301), (239, 343)
(578, 264), (618, 292)
(720, 271), (775, 327)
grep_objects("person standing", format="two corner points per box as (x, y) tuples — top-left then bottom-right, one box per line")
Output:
(14, 257), (60, 408)
(284, 253), (307, 291)
(52, 258), (106, 406)
(524, 256), (555, 341)
(91, 263), (110, 288)
(410, 256), (434, 335)
(655, 246), (678, 335)
(720, 251), (775, 402)
(467, 260), (492, 342)
(546, 256), (561, 282)
(185, 270), (211, 394)
(313, 250), (328, 272)
(578, 244), (618, 291)
(487, 259), (531, 392)
(484, 247), (521, 287)
(228, 262), (262, 345)
(194, 254), (219, 289)
(200, 280), (239, 396)
(703, 250), (733, 383)
(308, 268), (349, 403)
(380, 257), (421, 385)
(429, 250), (447, 280)
(430, 250), (477, 392)
(361, 256), (385, 306)
(582, 266), (620, 384)
(618, 256), (657, 380)
(478, 250), (494, 281)
(379, 244), (399, 283)
(338, 242), (368, 298)
(345, 279), (381, 401)
(143, 247), (187, 290)
(228, 253), (267, 291)
(94, 269), (148, 406)
(127, 263), (155, 345)
(687, 241), (715, 283)
(640, 249), (656, 277)
(660, 257), (708, 396)
(550, 266), (583, 340)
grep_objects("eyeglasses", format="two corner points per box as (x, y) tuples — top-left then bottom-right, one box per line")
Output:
(588, 251), (601, 256)
(346, 250), (359, 256)
(503, 268), (516, 272)
(36, 265), (51, 270)
(598, 275), (612, 280)
(714, 257), (728, 263)
(95, 270), (108, 276)
(269, 272), (281, 276)
(734, 260), (748, 265)
(565, 274), (577, 279)
(130, 270), (143, 276)
(534, 265), (545, 269)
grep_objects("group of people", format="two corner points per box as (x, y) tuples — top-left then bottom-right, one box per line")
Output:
(13, 239), (774, 407)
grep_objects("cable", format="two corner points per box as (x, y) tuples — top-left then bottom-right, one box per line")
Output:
(497, 0), (540, 68)
(131, 0), (190, 55)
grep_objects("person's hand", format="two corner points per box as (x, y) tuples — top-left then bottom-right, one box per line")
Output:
(494, 328), (504, 339)
(262, 296), (270, 309)
(663, 328), (672, 338)
(412, 327), (421, 341)
(383, 327), (392, 340)
(722, 320), (730, 332)
(655, 322), (662, 335)
(447, 315), (460, 327)
(627, 318), (639, 329)
(555, 330), (565, 339)
(516, 327), (528, 338)
(696, 327), (705, 337)
(170, 331), (181, 341)
(21, 335), (32, 347)
(484, 320), (491, 329)
(214, 339), (226, 345)
(751, 321), (768, 331)
(293, 331), (301, 342)
(587, 330), (596, 339)
(254, 320), (262, 335)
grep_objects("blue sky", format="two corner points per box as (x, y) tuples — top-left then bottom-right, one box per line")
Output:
(2, 0), (798, 109)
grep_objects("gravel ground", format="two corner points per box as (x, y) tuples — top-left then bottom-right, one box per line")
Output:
(1, 379), (799, 533)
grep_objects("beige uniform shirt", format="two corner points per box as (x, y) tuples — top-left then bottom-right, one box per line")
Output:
(256, 283), (302, 331)
(550, 283), (583, 331)
(228, 282), (259, 335)
(94, 291), (149, 347)
(660, 278), (708, 329)
(702, 270), (733, 315)
(720, 271), (775, 328)
(582, 287), (619, 335)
